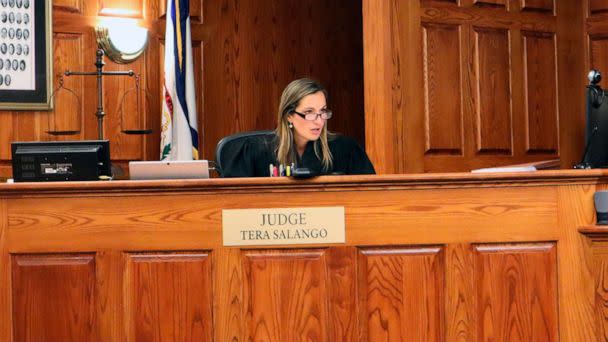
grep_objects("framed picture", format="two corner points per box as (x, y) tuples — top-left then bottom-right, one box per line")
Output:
(0, 0), (52, 110)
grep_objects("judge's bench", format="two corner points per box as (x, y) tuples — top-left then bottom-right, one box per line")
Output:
(0, 170), (605, 341)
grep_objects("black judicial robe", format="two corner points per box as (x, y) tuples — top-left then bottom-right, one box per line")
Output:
(220, 134), (375, 177)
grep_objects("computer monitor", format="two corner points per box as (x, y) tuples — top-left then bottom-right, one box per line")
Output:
(579, 70), (608, 168)
(11, 140), (111, 182)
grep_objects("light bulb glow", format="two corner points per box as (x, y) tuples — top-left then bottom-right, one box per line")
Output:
(96, 18), (149, 63)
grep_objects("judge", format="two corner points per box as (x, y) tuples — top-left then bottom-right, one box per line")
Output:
(221, 78), (375, 177)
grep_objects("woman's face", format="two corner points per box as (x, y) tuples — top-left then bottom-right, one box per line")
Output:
(288, 91), (327, 146)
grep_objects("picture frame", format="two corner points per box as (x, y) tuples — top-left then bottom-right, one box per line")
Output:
(0, 0), (52, 110)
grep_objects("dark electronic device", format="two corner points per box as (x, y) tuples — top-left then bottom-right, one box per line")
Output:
(11, 140), (111, 182)
(576, 70), (608, 169)
(291, 167), (318, 179)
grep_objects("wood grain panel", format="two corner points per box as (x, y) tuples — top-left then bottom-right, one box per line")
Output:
(422, 23), (463, 155)
(96, 250), (125, 342)
(99, 0), (144, 17)
(0, 110), (13, 162)
(213, 248), (245, 341)
(12, 254), (96, 342)
(474, 27), (512, 154)
(523, 31), (558, 154)
(445, 244), (475, 342)
(557, 1), (585, 170)
(521, 0), (554, 12)
(327, 247), (358, 341)
(53, 0), (82, 13)
(590, 0), (608, 15)
(7, 185), (559, 251)
(359, 247), (445, 341)
(474, 243), (558, 341)
(243, 249), (329, 341)
(50, 33), (84, 137)
(557, 185), (596, 341)
(0, 200), (9, 342)
(191, 0), (203, 22)
(159, 0), (203, 22)
(590, 35), (608, 80)
(589, 245), (608, 341)
(125, 252), (213, 342)
(473, 0), (507, 7)
(362, 0), (403, 173)
(104, 58), (145, 161)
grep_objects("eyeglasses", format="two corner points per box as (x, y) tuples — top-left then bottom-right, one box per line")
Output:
(292, 109), (333, 121)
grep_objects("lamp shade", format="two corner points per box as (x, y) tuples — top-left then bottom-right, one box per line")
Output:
(95, 19), (148, 64)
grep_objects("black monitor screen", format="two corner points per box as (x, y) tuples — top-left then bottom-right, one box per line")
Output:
(11, 140), (111, 182)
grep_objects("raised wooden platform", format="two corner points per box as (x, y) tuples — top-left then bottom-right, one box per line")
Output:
(0, 170), (605, 341)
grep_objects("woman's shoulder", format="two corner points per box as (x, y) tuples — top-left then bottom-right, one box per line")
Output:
(328, 133), (363, 150)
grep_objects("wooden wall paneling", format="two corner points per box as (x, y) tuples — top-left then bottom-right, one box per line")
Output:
(158, 0), (203, 20)
(143, 31), (161, 162)
(214, 248), (245, 341)
(473, 243), (558, 341)
(365, 0), (573, 172)
(0, 110), (13, 164)
(589, 35), (608, 77)
(558, 1), (585, 169)
(473, 26), (512, 154)
(190, 0), (203, 23)
(358, 246), (445, 341)
(557, 185), (597, 341)
(98, 0), (144, 17)
(522, 31), (558, 154)
(0, 200), (9, 342)
(590, 0), (608, 15)
(53, 0), (83, 14)
(12, 254), (96, 342)
(96, 250), (124, 342)
(312, 1), (364, 144)
(397, 0), (424, 173)
(586, 241), (608, 340)
(125, 252), (213, 342)
(422, 23), (464, 155)
(362, 0), (401, 174)
(6, 185), (560, 251)
(201, 0), (279, 162)
(509, 26), (527, 161)
(103, 58), (145, 161)
(445, 244), (475, 341)
(243, 249), (330, 341)
(521, 0), (554, 13)
(473, 0), (507, 8)
(326, 247), (358, 341)
(158, 0), (166, 18)
(50, 32), (84, 137)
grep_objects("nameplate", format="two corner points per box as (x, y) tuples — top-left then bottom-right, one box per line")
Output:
(222, 207), (345, 246)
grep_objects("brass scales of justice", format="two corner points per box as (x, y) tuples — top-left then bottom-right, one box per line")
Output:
(48, 48), (152, 139)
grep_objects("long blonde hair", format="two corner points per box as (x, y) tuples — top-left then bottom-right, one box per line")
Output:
(275, 78), (333, 171)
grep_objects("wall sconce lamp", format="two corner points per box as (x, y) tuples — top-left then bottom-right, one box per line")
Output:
(95, 18), (149, 64)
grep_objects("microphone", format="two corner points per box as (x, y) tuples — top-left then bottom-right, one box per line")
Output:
(574, 125), (598, 169)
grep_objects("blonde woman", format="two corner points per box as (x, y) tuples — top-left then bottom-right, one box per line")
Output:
(221, 78), (375, 177)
